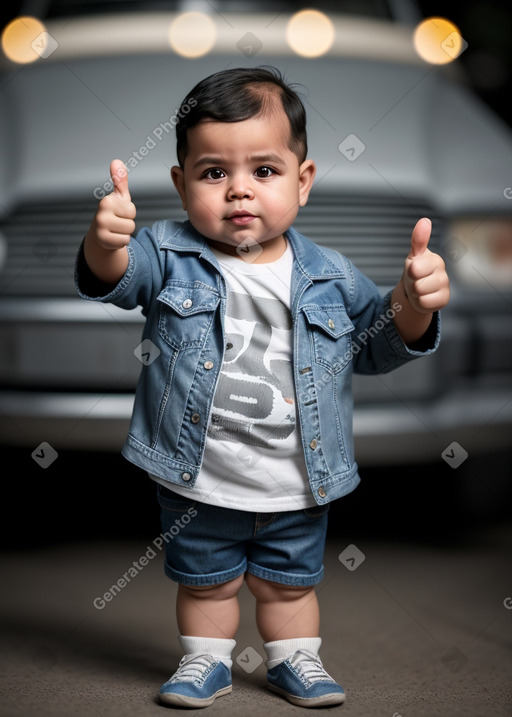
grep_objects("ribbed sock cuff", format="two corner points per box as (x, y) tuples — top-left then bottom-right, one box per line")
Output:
(178, 635), (236, 669)
(264, 637), (322, 669)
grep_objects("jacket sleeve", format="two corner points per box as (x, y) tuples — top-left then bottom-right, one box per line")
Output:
(344, 256), (441, 375)
(74, 226), (167, 316)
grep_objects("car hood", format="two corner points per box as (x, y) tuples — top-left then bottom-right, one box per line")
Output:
(1, 49), (512, 216)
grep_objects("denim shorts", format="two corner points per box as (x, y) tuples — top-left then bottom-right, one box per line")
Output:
(156, 485), (329, 588)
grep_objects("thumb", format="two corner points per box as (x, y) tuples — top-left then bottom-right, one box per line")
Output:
(110, 159), (131, 201)
(409, 217), (431, 259)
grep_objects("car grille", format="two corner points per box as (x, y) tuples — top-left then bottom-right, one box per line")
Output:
(0, 194), (441, 297)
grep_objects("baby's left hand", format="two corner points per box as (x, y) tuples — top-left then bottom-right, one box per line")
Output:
(402, 218), (450, 314)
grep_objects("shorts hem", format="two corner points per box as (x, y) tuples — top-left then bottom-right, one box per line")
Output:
(246, 561), (324, 587)
(164, 557), (247, 586)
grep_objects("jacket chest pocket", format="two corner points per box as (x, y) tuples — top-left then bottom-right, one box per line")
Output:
(157, 282), (220, 350)
(303, 306), (354, 373)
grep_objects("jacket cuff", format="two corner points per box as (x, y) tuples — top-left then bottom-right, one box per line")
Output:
(382, 289), (441, 358)
(74, 238), (135, 302)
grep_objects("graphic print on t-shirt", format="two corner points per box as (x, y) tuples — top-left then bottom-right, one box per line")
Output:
(208, 290), (296, 448)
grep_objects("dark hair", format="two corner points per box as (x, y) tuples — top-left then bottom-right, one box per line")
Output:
(175, 66), (308, 167)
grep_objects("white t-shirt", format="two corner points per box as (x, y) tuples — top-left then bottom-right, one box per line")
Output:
(151, 240), (316, 511)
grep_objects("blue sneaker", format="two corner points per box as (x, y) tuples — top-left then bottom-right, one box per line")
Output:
(159, 653), (232, 708)
(267, 649), (345, 707)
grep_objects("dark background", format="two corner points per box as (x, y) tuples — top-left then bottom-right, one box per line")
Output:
(416, 0), (512, 129)
(4, 445), (512, 548)
(1, 1), (511, 548)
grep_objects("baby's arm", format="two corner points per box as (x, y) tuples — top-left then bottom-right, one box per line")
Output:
(392, 218), (450, 345)
(83, 160), (136, 285)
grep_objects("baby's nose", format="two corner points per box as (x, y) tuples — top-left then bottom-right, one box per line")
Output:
(227, 175), (254, 200)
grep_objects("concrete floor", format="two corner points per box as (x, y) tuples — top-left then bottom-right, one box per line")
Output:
(1, 524), (511, 717)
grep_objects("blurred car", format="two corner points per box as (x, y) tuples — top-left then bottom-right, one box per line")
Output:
(0, 0), (511, 483)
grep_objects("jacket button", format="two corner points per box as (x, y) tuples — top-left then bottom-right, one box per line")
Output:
(182, 472), (192, 482)
(309, 438), (318, 450)
(328, 319), (335, 329)
(191, 413), (200, 424)
(182, 298), (193, 309)
(318, 487), (326, 498)
(204, 360), (214, 370)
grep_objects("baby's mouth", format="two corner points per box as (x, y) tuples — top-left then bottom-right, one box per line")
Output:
(226, 211), (256, 225)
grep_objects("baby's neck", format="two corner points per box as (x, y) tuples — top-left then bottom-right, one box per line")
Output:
(207, 235), (287, 263)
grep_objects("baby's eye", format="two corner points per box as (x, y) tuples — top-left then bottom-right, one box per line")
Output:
(204, 168), (225, 180)
(255, 166), (275, 178)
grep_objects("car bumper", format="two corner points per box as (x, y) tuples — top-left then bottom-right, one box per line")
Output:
(1, 387), (510, 464)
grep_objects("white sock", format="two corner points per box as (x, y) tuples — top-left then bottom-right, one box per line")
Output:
(264, 637), (322, 669)
(178, 635), (236, 669)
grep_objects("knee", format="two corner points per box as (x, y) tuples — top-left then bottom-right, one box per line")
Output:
(181, 574), (244, 601)
(245, 573), (313, 602)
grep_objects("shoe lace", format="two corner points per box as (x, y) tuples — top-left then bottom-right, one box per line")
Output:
(289, 649), (335, 686)
(169, 653), (216, 684)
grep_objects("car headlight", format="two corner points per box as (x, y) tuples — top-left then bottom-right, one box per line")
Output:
(446, 216), (512, 289)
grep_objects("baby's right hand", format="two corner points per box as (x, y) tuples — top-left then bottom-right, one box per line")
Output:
(90, 159), (136, 251)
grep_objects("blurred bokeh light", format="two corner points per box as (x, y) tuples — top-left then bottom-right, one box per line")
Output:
(414, 16), (465, 64)
(1, 15), (48, 64)
(286, 9), (335, 58)
(168, 11), (216, 58)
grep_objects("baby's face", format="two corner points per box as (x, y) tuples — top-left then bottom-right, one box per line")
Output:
(171, 108), (315, 260)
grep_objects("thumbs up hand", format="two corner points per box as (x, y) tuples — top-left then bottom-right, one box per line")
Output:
(92, 159), (136, 251)
(83, 160), (136, 284)
(401, 218), (450, 314)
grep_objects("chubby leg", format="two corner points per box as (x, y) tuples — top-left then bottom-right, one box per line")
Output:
(176, 574), (245, 639)
(245, 574), (345, 707)
(160, 577), (242, 706)
(245, 573), (319, 642)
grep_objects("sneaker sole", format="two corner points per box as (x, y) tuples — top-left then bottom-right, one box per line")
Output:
(267, 682), (345, 707)
(159, 684), (232, 708)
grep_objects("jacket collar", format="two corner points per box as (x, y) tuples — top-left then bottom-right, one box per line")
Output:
(285, 226), (346, 280)
(159, 220), (209, 253)
(158, 220), (345, 280)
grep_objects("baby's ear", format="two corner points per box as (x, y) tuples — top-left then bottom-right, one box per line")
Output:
(171, 166), (187, 210)
(298, 159), (316, 207)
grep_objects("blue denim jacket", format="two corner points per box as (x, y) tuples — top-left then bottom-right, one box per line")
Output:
(75, 219), (440, 505)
